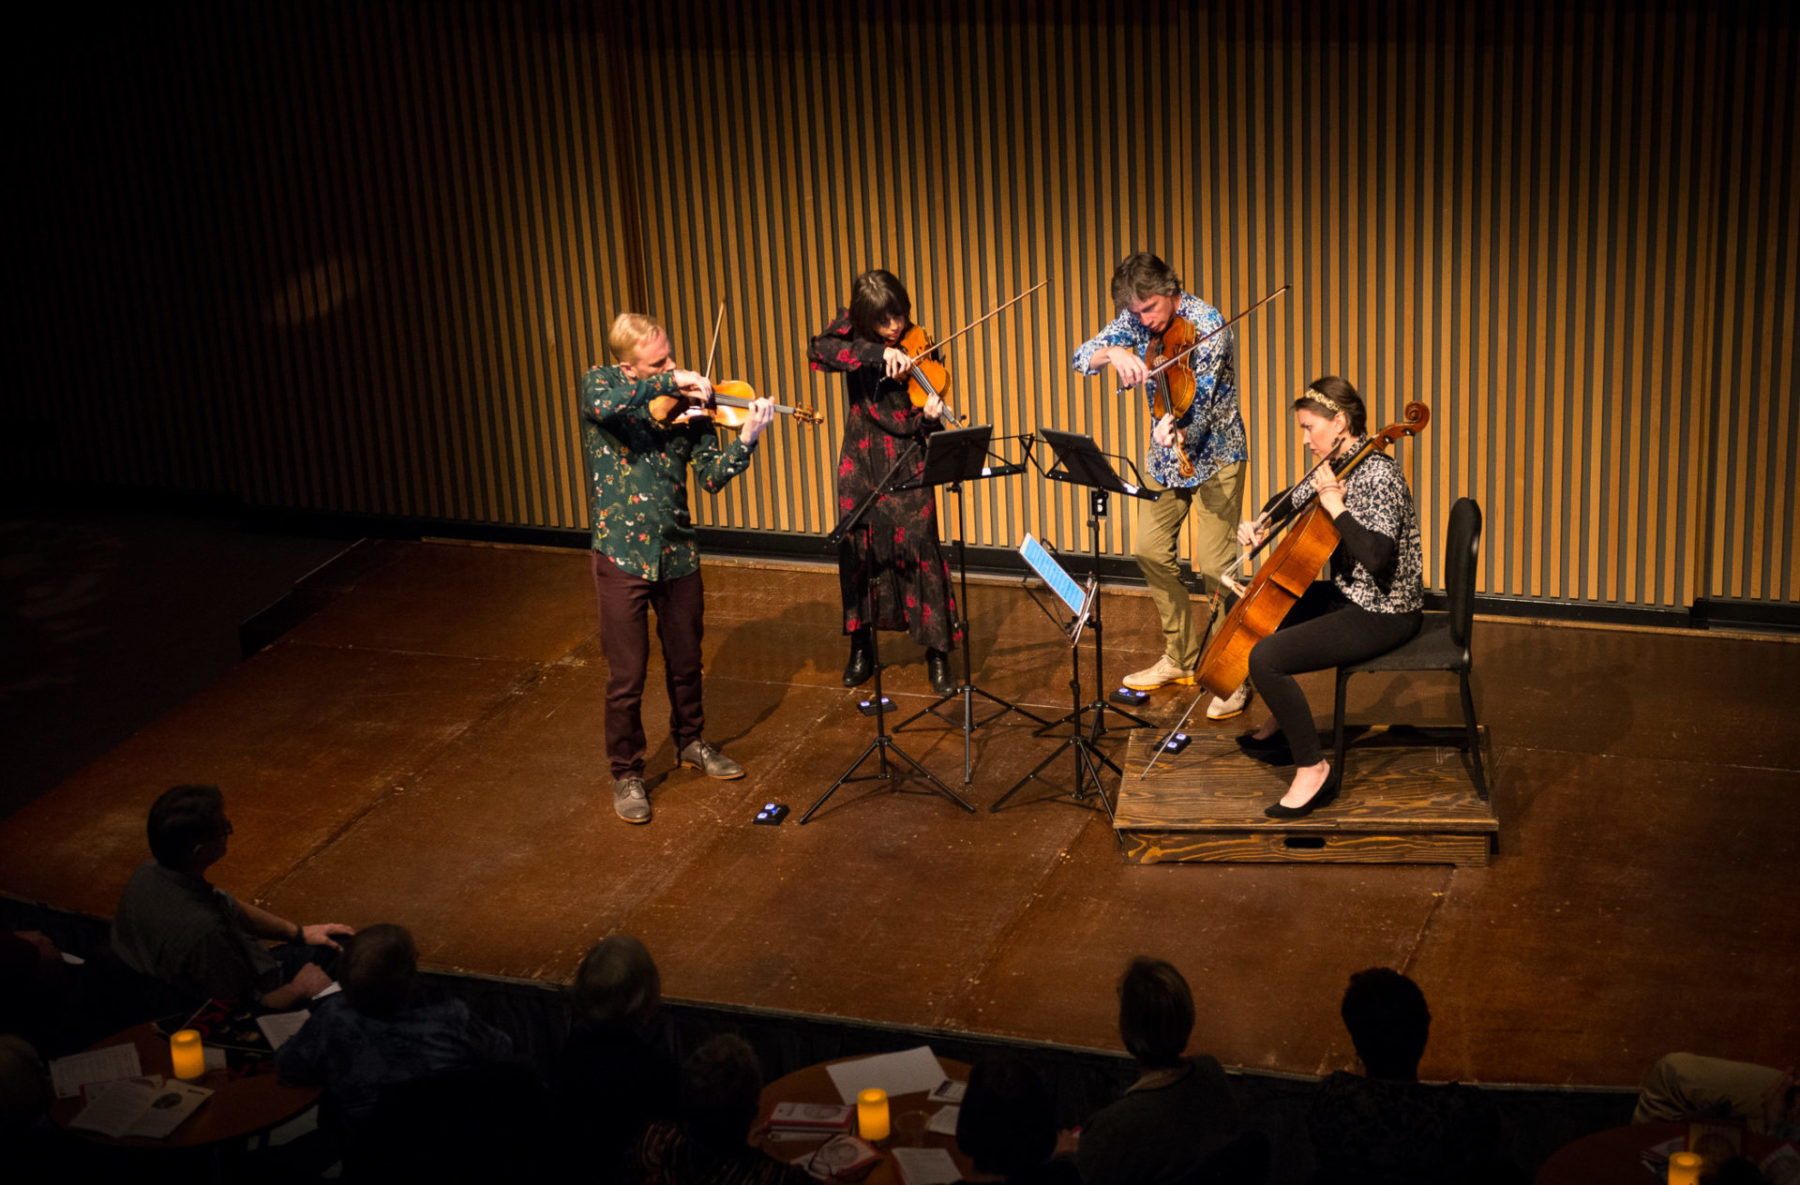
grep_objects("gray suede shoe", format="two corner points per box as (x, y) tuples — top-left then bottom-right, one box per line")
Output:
(613, 775), (651, 824)
(678, 739), (744, 780)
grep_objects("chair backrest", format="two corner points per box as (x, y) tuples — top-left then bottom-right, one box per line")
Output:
(1444, 497), (1482, 649)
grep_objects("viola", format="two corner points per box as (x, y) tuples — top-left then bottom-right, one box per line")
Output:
(1145, 317), (1198, 480)
(649, 379), (822, 431)
(1192, 401), (1431, 700)
(889, 323), (960, 427)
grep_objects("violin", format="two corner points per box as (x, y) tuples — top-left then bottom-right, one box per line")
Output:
(1192, 402), (1431, 699)
(1145, 317), (1198, 480)
(889, 323), (960, 427)
(649, 379), (823, 431)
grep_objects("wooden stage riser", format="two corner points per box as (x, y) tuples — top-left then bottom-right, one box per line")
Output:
(1113, 729), (1499, 866)
(1122, 832), (1493, 866)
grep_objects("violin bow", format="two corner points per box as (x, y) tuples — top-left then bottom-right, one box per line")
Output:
(904, 279), (1049, 364)
(1118, 283), (1291, 394)
(701, 301), (727, 382)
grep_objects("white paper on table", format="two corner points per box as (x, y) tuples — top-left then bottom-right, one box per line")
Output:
(890, 1147), (961, 1185)
(68, 1076), (161, 1138)
(926, 1105), (959, 1136)
(312, 980), (342, 998)
(49, 1043), (143, 1099)
(257, 1008), (311, 1050)
(124, 1079), (212, 1139)
(825, 1046), (946, 1104)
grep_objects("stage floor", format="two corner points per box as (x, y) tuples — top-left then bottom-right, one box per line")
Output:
(3, 539), (1795, 1088)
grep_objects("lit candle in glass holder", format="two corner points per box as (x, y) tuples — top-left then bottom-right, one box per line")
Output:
(170, 1029), (205, 1079)
(1666, 1151), (1702, 1185)
(857, 1087), (890, 1142)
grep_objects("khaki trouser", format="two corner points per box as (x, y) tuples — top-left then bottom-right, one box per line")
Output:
(1632, 1053), (1787, 1133)
(1134, 462), (1244, 670)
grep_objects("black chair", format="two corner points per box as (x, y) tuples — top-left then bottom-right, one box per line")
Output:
(1330, 497), (1488, 799)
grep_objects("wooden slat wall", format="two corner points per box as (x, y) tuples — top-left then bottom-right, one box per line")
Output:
(11, 0), (1796, 612)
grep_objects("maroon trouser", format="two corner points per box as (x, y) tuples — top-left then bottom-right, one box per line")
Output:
(591, 551), (706, 779)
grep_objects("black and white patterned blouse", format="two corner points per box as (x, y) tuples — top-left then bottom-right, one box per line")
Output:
(1285, 442), (1424, 614)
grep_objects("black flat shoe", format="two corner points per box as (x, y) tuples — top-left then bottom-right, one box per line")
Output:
(926, 648), (955, 696)
(1236, 732), (1293, 766)
(1236, 731), (1286, 751)
(842, 631), (873, 688)
(1244, 744), (1294, 767)
(1264, 770), (1343, 819)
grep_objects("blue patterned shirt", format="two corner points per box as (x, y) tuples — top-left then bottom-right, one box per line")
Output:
(1071, 291), (1248, 488)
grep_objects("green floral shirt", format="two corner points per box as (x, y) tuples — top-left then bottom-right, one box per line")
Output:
(579, 365), (758, 581)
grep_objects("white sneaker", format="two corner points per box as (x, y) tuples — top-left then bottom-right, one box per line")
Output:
(1205, 682), (1251, 720)
(1122, 655), (1197, 691)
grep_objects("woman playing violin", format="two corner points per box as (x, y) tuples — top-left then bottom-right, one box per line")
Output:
(807, 269), (959, 697)
(1236, 377), (1424, 818)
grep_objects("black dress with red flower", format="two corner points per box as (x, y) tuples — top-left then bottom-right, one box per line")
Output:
(807, 312), (959, 652)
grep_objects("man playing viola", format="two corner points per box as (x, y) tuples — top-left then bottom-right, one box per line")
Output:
(579, 312), (774, 824)
(1072, 253), (1250, 718)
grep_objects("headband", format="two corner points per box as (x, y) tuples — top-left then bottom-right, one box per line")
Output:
(1302, 387), (1342, 416)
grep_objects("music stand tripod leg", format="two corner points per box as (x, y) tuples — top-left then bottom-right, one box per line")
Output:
(893, 479), (1051, 782)
(807, 485), (972, 822)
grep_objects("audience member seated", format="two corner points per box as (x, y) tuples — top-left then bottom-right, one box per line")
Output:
(622, 1033), (810, 1185)
(0, 926), (85, 1057)
(0, 1032), (56, 1179)
(1307, 967), (1520, 1184)
(276, 923), (513, 1141)
(110, 784), (353, 1010)
(552, 934), (680, 1177)
(955, 1055), (1081, 1185)
(1634, 1052), (1799, 1142)
(1075, 956), (1243, 1185)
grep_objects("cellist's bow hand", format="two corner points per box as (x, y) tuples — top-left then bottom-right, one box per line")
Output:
(741, 397), (776, 445)
(1102, 346), (1149, 387)
(1151, 413), (1178, 449)
(1236, 519), (1268, 549)
(881, 347), (914, 380)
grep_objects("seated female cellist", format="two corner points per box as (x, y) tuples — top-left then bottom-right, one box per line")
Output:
(1236, 377), (1425, 818)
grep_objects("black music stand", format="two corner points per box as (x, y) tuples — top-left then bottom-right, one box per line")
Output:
(801, 439), (974, 824)
(989, 429), (1159, 816)
(892, 426), (1050, 782)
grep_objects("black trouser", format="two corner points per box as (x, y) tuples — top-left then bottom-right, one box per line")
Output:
(591, 551), (705, 779)
(1247, 583), (1421, 766)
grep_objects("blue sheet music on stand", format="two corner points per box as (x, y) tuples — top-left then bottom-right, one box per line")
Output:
(1018, 534), (1085, 616)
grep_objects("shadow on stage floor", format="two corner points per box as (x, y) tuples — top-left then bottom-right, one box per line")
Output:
(3, 537), (1796, 1095)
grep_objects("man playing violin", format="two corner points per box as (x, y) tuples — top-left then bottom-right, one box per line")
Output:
(579, 312), (775, 824)
(1072, 252), (1250, 718)
(808, 269), (960, 698)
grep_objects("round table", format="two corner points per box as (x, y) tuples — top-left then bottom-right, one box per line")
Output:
(1535, 1119), (1787, 1184)
(757, 1054), (973, 1185)
(51, 1021), (320, 1151)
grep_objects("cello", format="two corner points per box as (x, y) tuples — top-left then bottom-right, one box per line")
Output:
(1191, 401), (1432, 701)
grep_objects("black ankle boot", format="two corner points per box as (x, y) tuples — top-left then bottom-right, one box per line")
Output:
(926, 648), (955, 696)
(843, 630), (873, 687)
